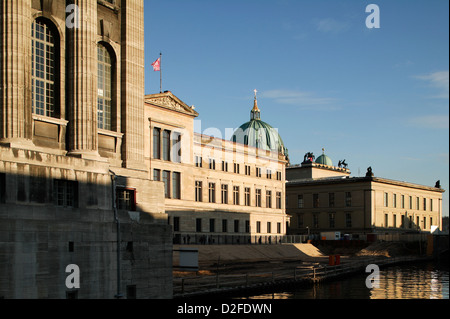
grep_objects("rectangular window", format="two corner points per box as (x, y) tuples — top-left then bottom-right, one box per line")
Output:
(329, 193), (335, 208)
(384, 193), (389, 207)
(153, 169), (161, 181)
(234, 220), (239, 233)
(245, 165), (251, 176)
(173, 217), (180, 232)
(313, 194), (319, 208)
(430, 199), (433, 212)
(209, 158), (216, 170)
(55, 180), (78, 208)
(313, 214), (319, 228)
(298, 195), (304, 208)
(162, 170), (170, 199)
(209, 219), (215, 233)
(385, 214), (389, 228)
(329, 213), (335, 228)
(116, 187), (135, 211)
(423, 217), (426, 229)
(153, 128), (161, 159)
(276, 171), (282, 181)
(162, 130), (171, 161)
(195, 181), (202, 202)
(409, 196), (413, 209)
(267, 222), (272, 234)
(233, 186), (240, 205)
(423, 198), (427, 211)
(266, 190), (272, 208)
(256, 167), (261, 178)
(393, 215), (397, 228)
(244, 187), (251, 206)
(30, 173), (46, 203)
(277, 222), (281, 234)
(345, 192), (352, 207)
(401, 195), (405, 209)
(417, 197), (420, 210)
(222, 219), (228, 233)
(221, 184), (228, 204)
(195, 156), (202, 167)
(196, 218), (202, 232)
(208, 183), (216, 203)
(276, 192), (282, 209)
(222, 161), (228, 172)
(393, 194), (397, 208)
(346, 213), (352, 228)
(234, 163), (240, 174)
(409, 216), (413, 229)
(245, 220), (250, 233)
(256, 221), (261, 233)
(266, 169), (272, 179)
(255, 189), (262, 207)
(172, 172), (181, 200)
(416, 216), (420, 229)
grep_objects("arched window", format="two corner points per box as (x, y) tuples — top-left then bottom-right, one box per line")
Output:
(97, 44), (113, 130)
(31, 19), (58, 117)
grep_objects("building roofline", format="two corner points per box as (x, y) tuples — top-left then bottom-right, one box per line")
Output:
(144, 91), (199, 118)
(287, 175), (445, 193)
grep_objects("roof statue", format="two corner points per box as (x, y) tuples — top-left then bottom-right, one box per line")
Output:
(303, 152), (315, 164)
(338, 159), (348, 169)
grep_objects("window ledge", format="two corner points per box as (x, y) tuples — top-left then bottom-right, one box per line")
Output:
(32, 114), (68, 126)
(98, 128), (124, 138)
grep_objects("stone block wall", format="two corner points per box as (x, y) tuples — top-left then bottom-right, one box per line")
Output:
(0, 146), (172, 299)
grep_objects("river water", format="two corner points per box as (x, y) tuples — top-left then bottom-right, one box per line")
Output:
(249, 261), (449, 299)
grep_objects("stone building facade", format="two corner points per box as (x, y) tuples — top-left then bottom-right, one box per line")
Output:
(0, 0), (172, 299)
(144, 91), (290, 245)
(286, 154), (445, 237)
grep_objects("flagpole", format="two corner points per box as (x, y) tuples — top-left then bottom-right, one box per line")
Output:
(159, 52), (162, 93)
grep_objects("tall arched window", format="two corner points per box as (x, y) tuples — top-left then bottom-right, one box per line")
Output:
(31, 19), (58, 117)
(97, 44), (112, 130)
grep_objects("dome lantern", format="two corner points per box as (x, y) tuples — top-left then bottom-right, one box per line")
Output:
(250, 89), (261, 120)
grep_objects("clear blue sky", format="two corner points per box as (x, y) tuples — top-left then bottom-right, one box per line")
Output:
(144, 0), (449, 217)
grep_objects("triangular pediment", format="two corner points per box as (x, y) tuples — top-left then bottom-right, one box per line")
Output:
(145, 91), (199, 117)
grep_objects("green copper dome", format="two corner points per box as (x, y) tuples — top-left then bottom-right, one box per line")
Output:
(316, 154), (333, 166)
(231, 93), (288, 155)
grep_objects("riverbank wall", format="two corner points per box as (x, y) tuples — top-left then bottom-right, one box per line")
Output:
(173, 243), (434, 298)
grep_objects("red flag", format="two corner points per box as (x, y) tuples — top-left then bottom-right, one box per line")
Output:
(151, 57), (161, 71)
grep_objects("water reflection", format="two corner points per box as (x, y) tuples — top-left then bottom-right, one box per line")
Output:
(369, 263), (449, 299)
(247, 262), (449, 299)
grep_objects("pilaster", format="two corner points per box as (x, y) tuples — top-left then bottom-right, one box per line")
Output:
(0, 0), (33, 146)
(66, 0), (99, 158)
(120, 0), (146, 171)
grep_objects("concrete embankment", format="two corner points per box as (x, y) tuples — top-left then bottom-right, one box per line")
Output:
(173, 243), (326, 267)
(173, 243), (432, 298)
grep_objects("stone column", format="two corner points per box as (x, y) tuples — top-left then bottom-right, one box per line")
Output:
(66, 0), (98, 158)
(0, 0), (33, 146)
(121, 0), (146, 170)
